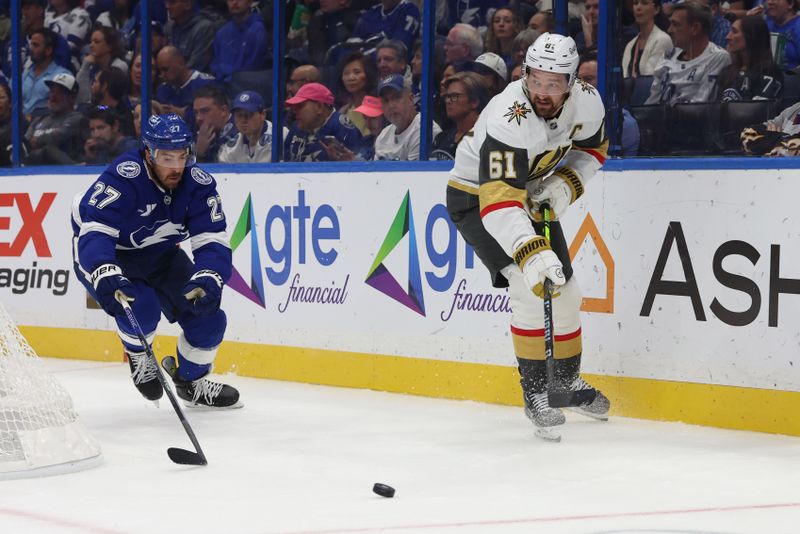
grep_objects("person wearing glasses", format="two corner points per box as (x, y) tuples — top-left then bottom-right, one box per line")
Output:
(446, 33), (611, 441)
(71, 113), (241, 409)
(432, 72), (488, 160)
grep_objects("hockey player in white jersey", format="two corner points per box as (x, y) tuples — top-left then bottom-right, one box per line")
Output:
(447, 33), (609, 440)
(71, 114), (241, 409)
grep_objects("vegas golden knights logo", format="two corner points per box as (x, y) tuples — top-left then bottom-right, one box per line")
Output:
(528, 145), (571, 180)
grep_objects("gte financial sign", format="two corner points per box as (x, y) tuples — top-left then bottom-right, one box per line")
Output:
(0, 192), (69, 295)
(641, 221), (798, 328)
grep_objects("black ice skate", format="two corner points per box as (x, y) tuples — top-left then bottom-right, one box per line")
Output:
(126, 351), (163, 401)
(523, 390), (565, 442)
(567, 376), (610, 421)
(161, 356), (242, 409)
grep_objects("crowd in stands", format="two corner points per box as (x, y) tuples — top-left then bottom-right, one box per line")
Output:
(5, 0), (800, 166)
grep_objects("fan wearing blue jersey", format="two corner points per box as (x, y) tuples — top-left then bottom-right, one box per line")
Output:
(71, 113), (241, 409)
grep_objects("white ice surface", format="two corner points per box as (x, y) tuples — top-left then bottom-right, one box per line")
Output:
(1, 358), (799, 534)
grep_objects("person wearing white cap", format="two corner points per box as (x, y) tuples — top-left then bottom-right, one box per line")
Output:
(24, 72), (84, 164)
(473, 51), (509, 99)
(446, 33), (611, 441)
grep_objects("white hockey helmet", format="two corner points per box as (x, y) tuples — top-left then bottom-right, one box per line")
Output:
(523, 32), (579, 88)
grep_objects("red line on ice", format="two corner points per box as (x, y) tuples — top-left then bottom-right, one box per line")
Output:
(0, 507), (125, 534)
(272, 501), (800, 534)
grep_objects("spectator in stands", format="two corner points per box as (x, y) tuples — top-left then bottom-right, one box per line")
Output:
(132, 100), (164, 137)
(44, 0), (90, 61)
(164, 0), (215, 71)
(83, 105), (138, 164)
(76, 27), (129, 105)
(445, 0), (507, 32)
(741, 99), (800, 155)
(353, 0), (420, 57)
(444, 23), (484, 63)
(21, 28), (70, 117)
(765, 0), (800, 70)
(432, 71), (487, 160)
(645, 1), (730, 105)
(284, 82), (365, 162)
(374, 73), (441, 160)
(193, 84), (238, 162)
(0, 83), (11, 166)
(511, 28), (541, 68)
(698, 0), (732, 48)
(411, 40), (423, 103)
(719, 15), (784, 101)
(218, 91), (284, 163)
(286, 64), (321, 98)
(3, 0), (71, 77)
(485, 7), (522, 65)
(528, 9), (555, 33)
(579, 51), (640, 156)
(473, 52), (508, 99)
(336, 51), (379, 137)
(128, 53), (154, 108)
(24, 72), (85, 164)
(155, 45), (215, 119)
(210, 0), (269, 83)
(376, 39), (408, 79)
(96, 0), (134, 32)
(354, 94), (386, 144)
(511, 62), (523, 81)
(134, 20), (168, 57)
(576, 0), (600, 52)
(307, 0), (361, 65)
(89, 67), (133, 131)
(622, 0), (673, 79)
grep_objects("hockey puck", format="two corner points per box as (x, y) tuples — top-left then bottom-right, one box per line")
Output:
(372, 483), (395, 498)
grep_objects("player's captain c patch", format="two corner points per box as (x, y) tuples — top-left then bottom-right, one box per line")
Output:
(116, 161), (141, 178)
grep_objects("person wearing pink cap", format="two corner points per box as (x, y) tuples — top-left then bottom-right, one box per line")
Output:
(284, 82), (366, 162)
(323, 95), (387, 161)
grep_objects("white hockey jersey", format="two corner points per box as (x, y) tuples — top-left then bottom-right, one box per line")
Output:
(45, 6), (91, 56)
(449, 78), (607, 262)
(217, 121), (287, 163)
(644, 42), (731, 105)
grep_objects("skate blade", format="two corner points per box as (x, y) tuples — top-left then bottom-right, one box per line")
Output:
(534, 426), (562, 442)
(568, 407), (609, 421)
(182, 400), (245, 410)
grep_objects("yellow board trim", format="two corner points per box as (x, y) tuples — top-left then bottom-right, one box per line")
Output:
(19, 326), (800, 437)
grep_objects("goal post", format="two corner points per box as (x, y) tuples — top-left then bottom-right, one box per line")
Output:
(0, 302), (102, 479)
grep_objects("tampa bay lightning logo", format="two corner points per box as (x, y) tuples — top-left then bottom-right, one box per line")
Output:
(116, 161), (141, 178)
(130, 219), (189, 248)
(191, 167), (212, 185)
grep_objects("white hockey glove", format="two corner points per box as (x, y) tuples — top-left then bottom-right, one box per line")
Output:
(514, 237), (566, 298)
(529, 174), (574, 220)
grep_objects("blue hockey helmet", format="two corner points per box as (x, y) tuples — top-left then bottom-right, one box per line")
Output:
(141, 113), (196, 167)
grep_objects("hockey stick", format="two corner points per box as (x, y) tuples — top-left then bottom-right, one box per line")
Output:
(540, 205), (597, 408)
(115, 291), (208, 466)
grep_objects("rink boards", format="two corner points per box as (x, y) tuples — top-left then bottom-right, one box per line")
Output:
(1, 164), (799, 435)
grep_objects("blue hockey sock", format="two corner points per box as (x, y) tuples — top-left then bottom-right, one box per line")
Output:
(176, 351), (212, 381)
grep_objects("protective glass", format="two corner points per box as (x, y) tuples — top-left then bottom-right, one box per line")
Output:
(525, 69), (570, 96)
(151, 148), (192, 169)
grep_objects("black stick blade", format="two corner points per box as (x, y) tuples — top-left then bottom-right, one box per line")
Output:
(548, 388), (597, 408)
(167, 447), (208, 466)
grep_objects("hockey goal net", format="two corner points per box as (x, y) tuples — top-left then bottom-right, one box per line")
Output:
(0, 301), (101, 479)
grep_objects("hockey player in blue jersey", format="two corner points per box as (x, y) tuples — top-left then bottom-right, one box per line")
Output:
(71, 113), (241, 409)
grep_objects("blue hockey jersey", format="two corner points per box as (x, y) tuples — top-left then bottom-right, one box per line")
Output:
(71, 150), (231, 282)
(353, 0), (420, 58)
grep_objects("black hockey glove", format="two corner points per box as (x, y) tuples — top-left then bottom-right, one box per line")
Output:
(91, 264), (135, 317)
(183, 270), (224, 316)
